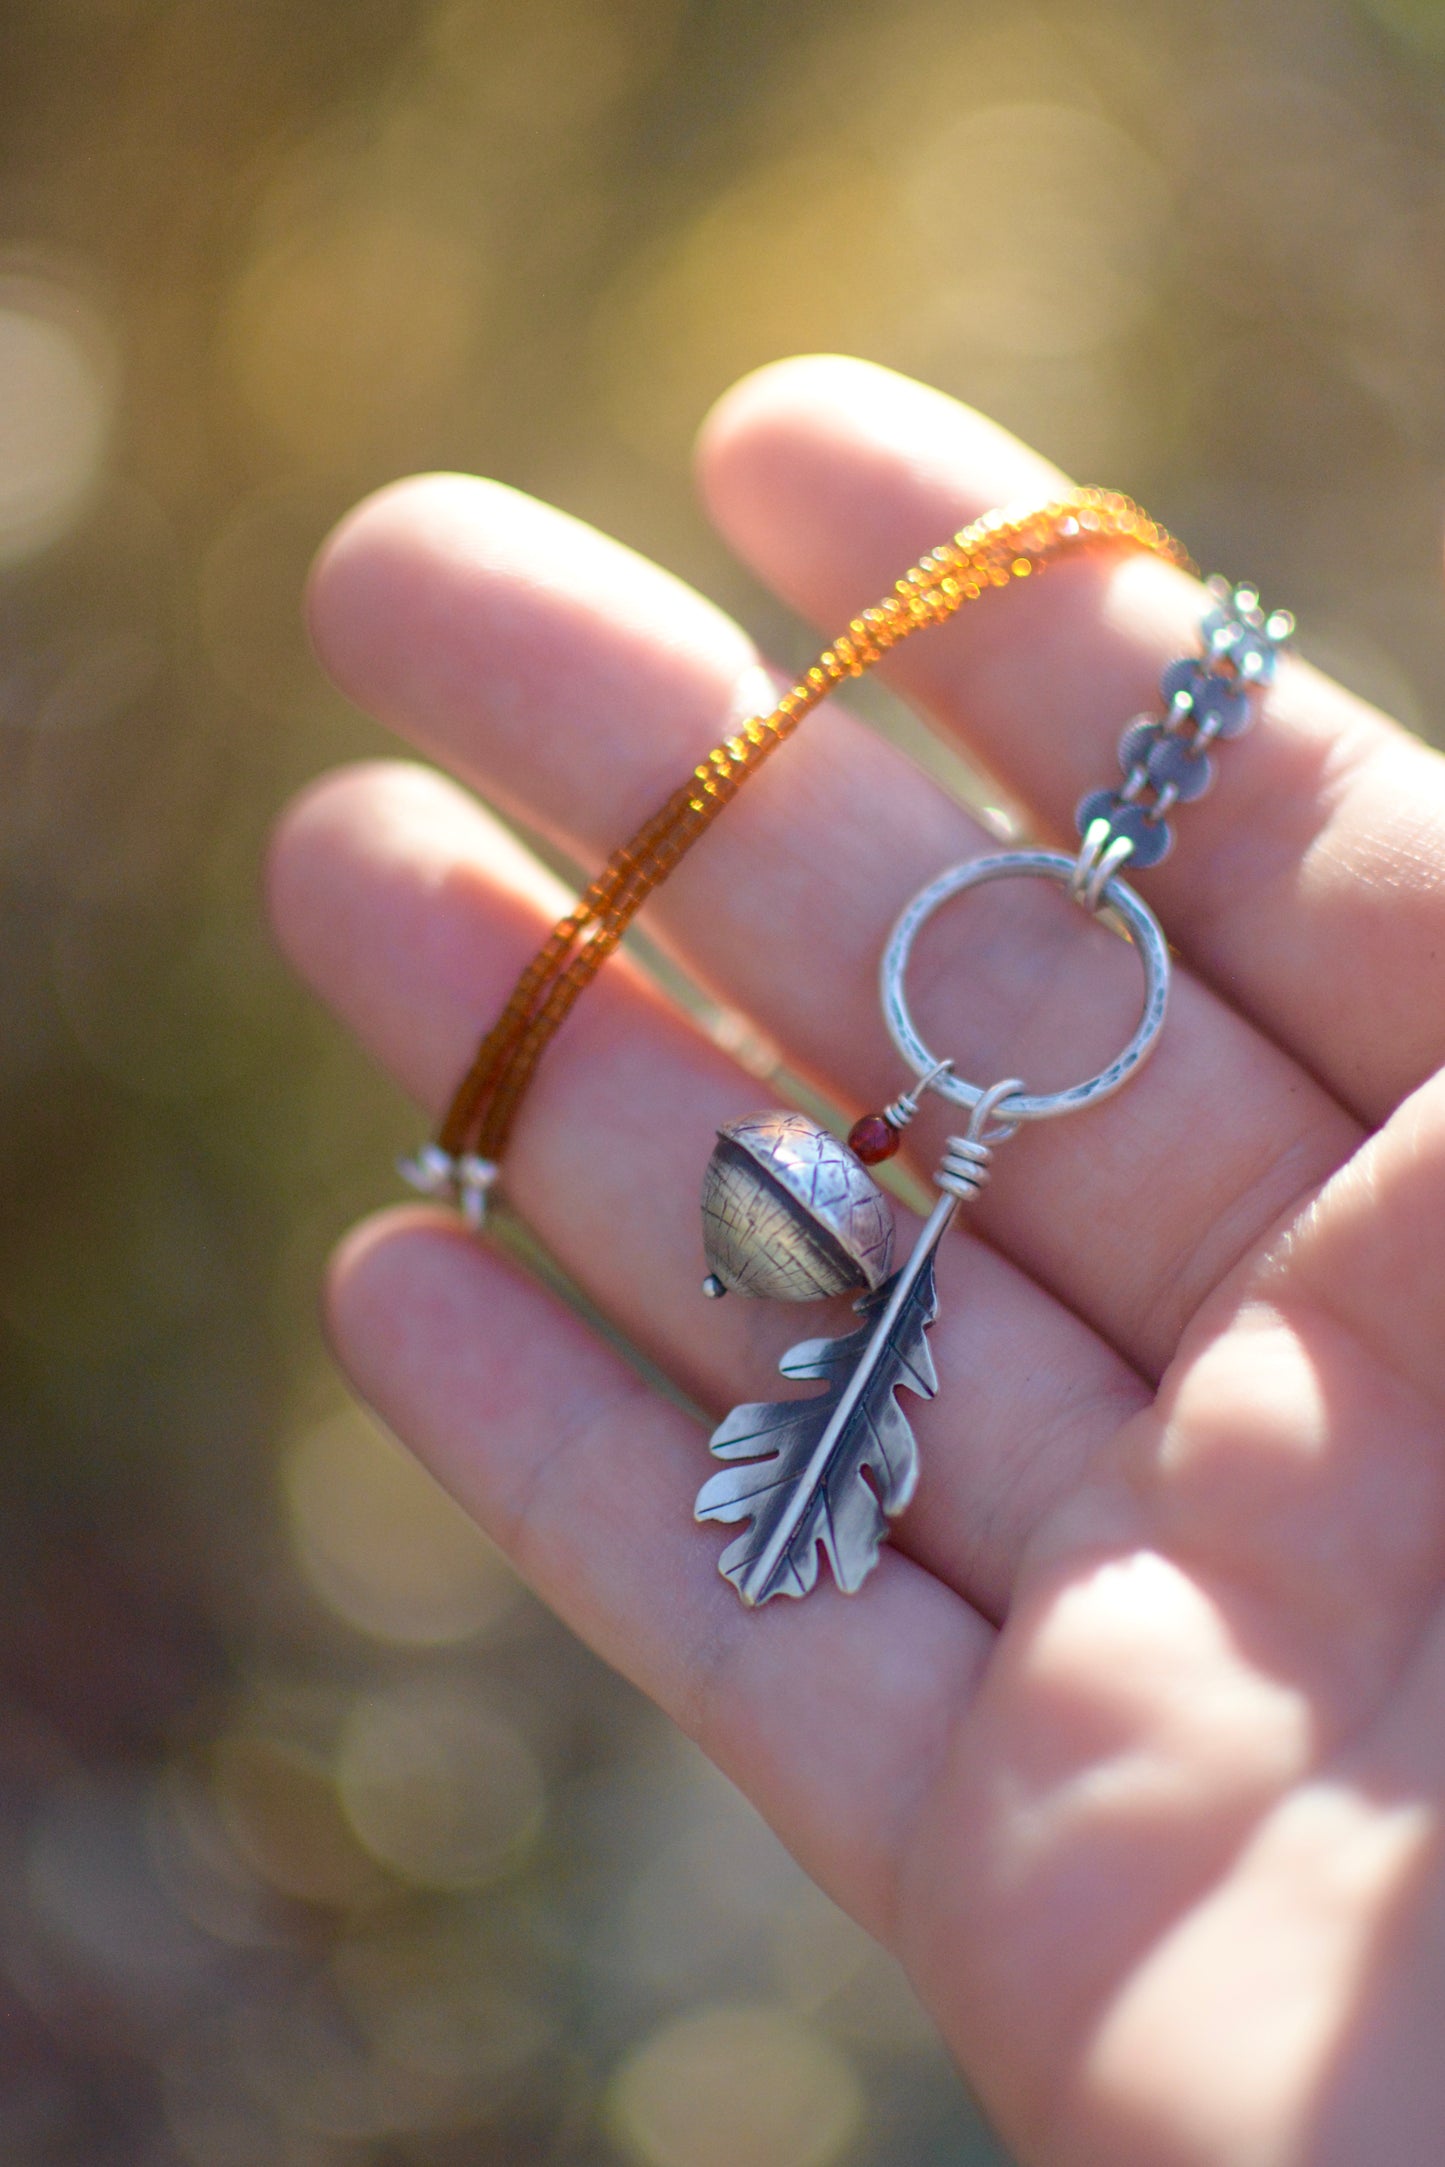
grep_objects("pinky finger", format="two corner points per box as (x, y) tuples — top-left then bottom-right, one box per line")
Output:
(327, 1206), (993, 1941)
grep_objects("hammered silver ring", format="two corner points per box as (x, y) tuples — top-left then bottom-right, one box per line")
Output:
(880, 849), (1171, 1123)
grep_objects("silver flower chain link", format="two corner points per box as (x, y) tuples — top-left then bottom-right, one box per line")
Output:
(1071, 578), (1295, 897)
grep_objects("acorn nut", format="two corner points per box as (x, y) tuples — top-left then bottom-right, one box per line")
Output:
(700, 1110), (895, 1301)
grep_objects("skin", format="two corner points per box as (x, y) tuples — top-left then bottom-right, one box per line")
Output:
(267, 356), (1445, 2166)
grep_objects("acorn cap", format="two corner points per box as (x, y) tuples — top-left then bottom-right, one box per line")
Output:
(701, 1111), (895, 1301)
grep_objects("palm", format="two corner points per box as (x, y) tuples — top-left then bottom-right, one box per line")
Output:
(917, 1173), (1445, 2163)
(270, 357), (1445, 2166)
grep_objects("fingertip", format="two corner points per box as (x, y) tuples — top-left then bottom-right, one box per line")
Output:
(697, 354), (1070, 600)
(266, 758), (406, 963)
(697, 352), (886, 461)
(265, 758), (493, 991)
(323, 1205), (479, 1401)
(307, 469), (758, 759)
(305, 471), (545, 713)
(696, 354), (913, 530)
(306, 474), (452, 692)
(265, 756), (575, 1119)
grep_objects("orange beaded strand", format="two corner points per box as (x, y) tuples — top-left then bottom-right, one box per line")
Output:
(432, 488), (1192, 1175)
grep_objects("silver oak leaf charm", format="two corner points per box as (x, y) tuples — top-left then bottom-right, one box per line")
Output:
(696, 1074), (1041, 1606)
(695, 1254), (940, 1605)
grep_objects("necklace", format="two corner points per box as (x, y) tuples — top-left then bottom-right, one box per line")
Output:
(396, 493), (1290, 1607)
(400, 489), (1187, 1218)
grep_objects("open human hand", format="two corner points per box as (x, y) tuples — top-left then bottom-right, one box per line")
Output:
(268, 356), (1445, 2166)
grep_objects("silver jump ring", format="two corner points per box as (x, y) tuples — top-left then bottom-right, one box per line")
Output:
(880, 849), (1171, 1123)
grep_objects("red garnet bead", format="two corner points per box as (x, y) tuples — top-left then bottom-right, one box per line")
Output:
(847, 1113), (900, 1165)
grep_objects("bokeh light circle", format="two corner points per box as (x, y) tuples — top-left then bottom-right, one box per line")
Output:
(225, 206), (483, 471)
(607, 2006), (863, 2167)
(905, 102), (1172, 356)
(0, 270), (114, 566)
(336, 1679), (543, 1890)
(213, 1734), (379, 1907)
(284, 1409), (518, 1646)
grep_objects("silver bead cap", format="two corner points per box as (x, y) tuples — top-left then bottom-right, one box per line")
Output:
(701, 1111), (895, 1301)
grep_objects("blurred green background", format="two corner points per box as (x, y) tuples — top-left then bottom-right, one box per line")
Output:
(3, 1), (1445, 2161)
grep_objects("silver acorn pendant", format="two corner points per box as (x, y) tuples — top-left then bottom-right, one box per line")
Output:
(699, 1111), (895, 1301)
(693, 847), (1176, 1609)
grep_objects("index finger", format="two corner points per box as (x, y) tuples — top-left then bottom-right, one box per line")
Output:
(699, 355), (1445, 1126)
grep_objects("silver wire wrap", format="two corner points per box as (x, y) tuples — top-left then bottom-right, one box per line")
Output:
(935, 1077), (1025, 1202)
(882, 1057), (954, 1130)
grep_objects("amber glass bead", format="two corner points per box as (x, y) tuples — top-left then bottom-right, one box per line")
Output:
(434, 490), (1191, 1164)
(848, 1114), (900, 1165)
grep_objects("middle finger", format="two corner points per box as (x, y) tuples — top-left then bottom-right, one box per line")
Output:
(307, 477), (1360, 1377)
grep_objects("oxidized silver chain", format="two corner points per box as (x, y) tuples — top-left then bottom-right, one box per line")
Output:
(1073, 577), (1295, 884)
